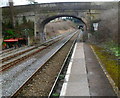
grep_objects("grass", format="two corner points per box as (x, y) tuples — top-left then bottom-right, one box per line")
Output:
(103, 41), (120, 57)
(92, 45), (119, 90)
(52, 93), (59, 96)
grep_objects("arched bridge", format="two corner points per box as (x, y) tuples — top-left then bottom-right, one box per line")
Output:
(2, 2), (109, 43)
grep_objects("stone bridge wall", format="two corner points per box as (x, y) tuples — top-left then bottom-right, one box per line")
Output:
(2, 2), (110, 43)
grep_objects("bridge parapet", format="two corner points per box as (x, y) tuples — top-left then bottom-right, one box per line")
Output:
(2, 2), (107, 15)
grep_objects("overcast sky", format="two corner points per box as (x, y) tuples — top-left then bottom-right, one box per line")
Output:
(0, 0), (119, 7)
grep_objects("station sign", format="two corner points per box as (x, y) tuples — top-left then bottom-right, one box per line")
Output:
(93, 23), (98, 31)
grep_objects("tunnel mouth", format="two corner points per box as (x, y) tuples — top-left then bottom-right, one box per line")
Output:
(39, 14), (87, 35)
(38, 14), (87, 42)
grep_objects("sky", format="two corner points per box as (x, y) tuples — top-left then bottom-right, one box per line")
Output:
(0, 0), (119, 7)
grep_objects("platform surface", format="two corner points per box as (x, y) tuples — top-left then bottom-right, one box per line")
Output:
(60, 41), (117, 97)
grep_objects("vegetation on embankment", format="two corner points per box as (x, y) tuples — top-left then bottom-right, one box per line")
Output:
(89, 5), (119, 89)
(103, 41), (120, 57)
(92, 44), (119, 90)
(44, 20), (77, 39)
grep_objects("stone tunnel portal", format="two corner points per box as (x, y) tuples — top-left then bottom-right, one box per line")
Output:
(37, 15), (87, 43)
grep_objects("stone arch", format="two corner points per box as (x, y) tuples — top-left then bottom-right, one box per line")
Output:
(37, 14), (87, 43)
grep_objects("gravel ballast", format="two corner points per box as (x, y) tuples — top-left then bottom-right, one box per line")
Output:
(17, 33), (78, 96)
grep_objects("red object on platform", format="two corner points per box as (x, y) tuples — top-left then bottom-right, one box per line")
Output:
(4, 38), (18, 42)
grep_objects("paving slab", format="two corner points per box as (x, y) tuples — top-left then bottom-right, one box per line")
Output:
(60, 30), (117, 97)
(62, 43), (90, 96)
(84, 43), (117, 96)
(70, 59), (86, 75)
(60, 42), (117, 97)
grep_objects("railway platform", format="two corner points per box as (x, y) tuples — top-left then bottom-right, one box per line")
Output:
(60, 41), (117, 96)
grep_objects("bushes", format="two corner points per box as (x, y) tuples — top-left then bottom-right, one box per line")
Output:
(99, 8), (118, 43)
(90, 6), (119, 57)
(103, 41), (120, 57)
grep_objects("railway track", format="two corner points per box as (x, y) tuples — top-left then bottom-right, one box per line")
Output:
(0, 32), (71, 72)
(1, 46), (36, 62)
(0, 46), (28, 57)
(10, 31), (78, 97)
(0, 47), (14, 54)
(48, 32), (80, 97)
(2, 31), (78, 96)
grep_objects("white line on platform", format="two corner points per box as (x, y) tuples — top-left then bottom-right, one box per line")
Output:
(59, 83), (67, 97)
(60, 43), (77, 97)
